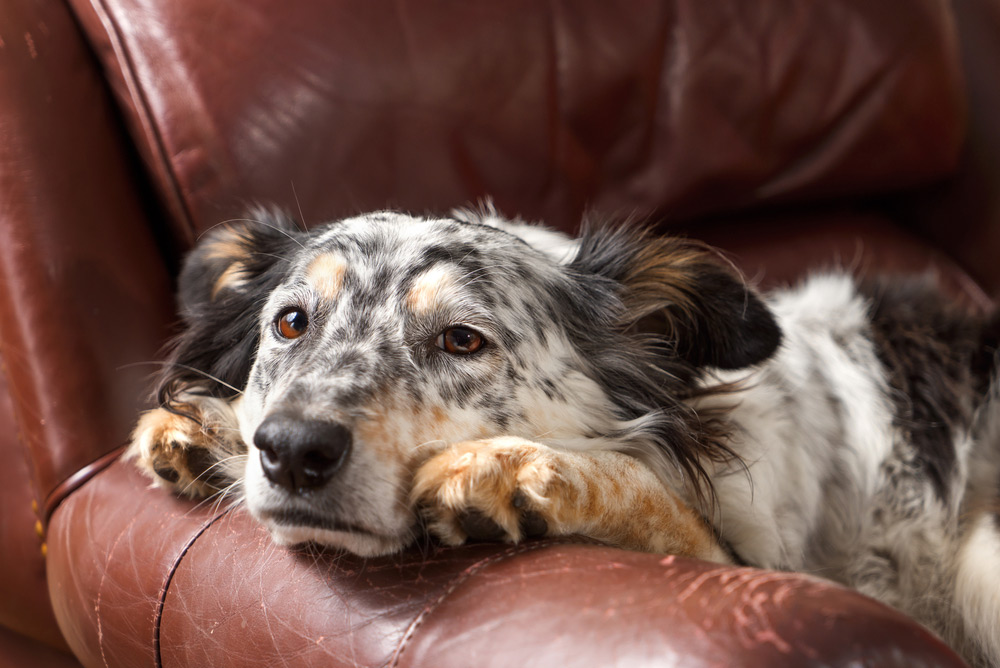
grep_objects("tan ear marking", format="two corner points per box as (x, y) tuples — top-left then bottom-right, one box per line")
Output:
(201, 226), (254, 298)
(203, 234), (248, 263)
(622, 238), (707, 319)
(211, 261), (249, 298)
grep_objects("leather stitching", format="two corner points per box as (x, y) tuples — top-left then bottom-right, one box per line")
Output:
(88, 0), (199, 245)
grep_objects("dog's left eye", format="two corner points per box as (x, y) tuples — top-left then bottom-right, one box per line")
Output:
(437, 326), (485, 355)
(276, 308), (309, 340)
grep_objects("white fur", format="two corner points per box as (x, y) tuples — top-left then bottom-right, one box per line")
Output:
(954, 514), (1000, 663)
(452, 204), (581, 265)
(691, 274), (896, 569)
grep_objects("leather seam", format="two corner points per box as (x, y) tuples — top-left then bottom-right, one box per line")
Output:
(85, 0), (199, 244)
(42, 446), (124, 526)
(153, 508), (234, 668)
(389, 539), (595, 667)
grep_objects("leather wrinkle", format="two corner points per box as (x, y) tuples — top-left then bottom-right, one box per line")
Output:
(389, 537), (603, 667)
(95, 500), (144, 668)
(151, 507), (236, 668)
(88, 0), (199, 246)
(757, 58), (898, 201)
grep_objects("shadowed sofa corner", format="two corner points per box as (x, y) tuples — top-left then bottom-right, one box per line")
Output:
(2, 0), (999, 666)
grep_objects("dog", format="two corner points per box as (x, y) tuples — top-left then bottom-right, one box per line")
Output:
(129, 207), (1000, 666)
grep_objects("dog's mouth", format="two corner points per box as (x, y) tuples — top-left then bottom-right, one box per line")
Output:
(258, 508), (378, 537)
(255, 508), (410, 556)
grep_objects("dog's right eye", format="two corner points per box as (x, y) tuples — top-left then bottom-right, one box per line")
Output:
(276, 308), (309, 340)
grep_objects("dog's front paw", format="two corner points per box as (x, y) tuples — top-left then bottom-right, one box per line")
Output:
(127, 405), (231, 497)
(412, 437), (564, 546)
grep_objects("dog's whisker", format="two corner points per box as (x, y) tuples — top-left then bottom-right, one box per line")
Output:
(117, 360), (179, 372)
(208, 480), (247, 517)
(174, 452), (248, 500)
(290, 180), (308, 230)
(163, 363), (244, 395)
(217, 216), (306, 249)
(249, 251), (296, 265)
(184, 481), (245, 518)
(412, 439), (446, 451)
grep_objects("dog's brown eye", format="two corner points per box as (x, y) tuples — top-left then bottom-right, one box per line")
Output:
(276, 308), (309, 340)
(437, 326), (485, 355)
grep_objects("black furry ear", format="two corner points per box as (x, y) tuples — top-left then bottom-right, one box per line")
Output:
(157, 210), (303, 405)
(663, 263), (782, 371)
(571, 226), (782, 371)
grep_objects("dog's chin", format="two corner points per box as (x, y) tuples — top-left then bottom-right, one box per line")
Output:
(267, 524), (408, 556)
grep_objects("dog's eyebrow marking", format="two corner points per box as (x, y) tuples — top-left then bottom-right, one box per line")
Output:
(407, 264), (459, 314)
(307, 252), (349, 301)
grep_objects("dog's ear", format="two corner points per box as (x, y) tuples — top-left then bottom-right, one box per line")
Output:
(177, 210), (301, 313)
(158, 210), (303, 404)
(571, 226), (781, 371)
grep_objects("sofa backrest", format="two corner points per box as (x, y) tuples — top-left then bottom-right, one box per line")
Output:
(70, 0), (965, 242)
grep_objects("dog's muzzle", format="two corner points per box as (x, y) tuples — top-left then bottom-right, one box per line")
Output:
(253, 413), (352, 493)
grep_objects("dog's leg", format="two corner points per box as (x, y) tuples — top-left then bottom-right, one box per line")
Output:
(126, 394), (246, 497)
(412, 437), (730, 563)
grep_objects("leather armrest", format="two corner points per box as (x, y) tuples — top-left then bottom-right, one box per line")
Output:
(0, 0), (174, 651)
(48, 460), (966, 668)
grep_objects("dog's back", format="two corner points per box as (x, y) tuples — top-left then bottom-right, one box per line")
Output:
(694, 271), (1000, 666)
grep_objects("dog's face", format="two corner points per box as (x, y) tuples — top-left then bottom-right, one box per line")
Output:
(237, 214), (631, 554)
(162, 209), (781, 555)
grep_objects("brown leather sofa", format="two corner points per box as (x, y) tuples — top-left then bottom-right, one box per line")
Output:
(3, 0), (998, 666)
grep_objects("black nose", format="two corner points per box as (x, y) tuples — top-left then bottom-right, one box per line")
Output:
(253, 413), (353, 493)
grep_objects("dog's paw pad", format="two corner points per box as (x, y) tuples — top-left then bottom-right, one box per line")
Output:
(458, 509), (508, 542)
(512, 491), (550, 538)
(412, 438), (560, 546)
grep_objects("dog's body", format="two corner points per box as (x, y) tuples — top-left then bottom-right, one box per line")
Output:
(130, 209), (1000, 666)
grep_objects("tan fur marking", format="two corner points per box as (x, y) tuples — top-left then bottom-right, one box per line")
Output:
(307, 253), (349, 301)
(354, 400), (404, 458)
(353, 399), (461, 477)
(412, 437), (731, 563)
(204, 235), (248, 263)
(212, 261), (249, 298)
(406, 265), (458, 314)
(622, 237), (709, 325)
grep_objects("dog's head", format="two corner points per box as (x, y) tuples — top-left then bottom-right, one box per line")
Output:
(161, 208), (780, 555)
